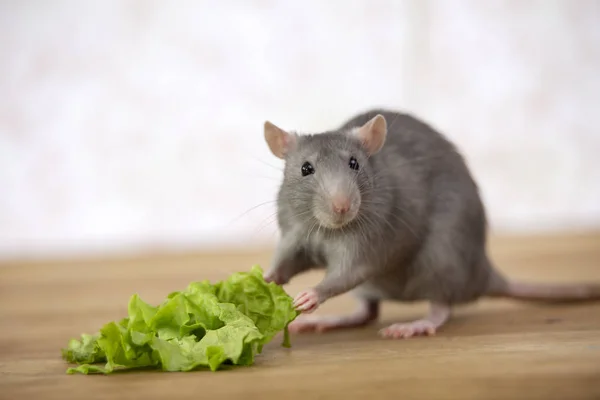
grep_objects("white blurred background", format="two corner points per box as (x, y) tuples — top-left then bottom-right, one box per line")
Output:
(1, 0), (599, 260)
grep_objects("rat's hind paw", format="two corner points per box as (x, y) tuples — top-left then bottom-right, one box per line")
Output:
(288, 315), (341, 334)
(289, 300), (379, 334)
(379, 303), (450, 339)
(288, 315), (368, 334)
(378, 320), (437, 339)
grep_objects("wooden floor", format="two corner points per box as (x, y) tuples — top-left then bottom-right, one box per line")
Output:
(1, 232), (599, 400)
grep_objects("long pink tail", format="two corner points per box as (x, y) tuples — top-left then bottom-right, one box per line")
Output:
(498, 280), (600, 303)
(484, 261), (600, 303)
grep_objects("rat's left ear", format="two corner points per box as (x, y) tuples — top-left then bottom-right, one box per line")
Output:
(350, 114), (387, 155)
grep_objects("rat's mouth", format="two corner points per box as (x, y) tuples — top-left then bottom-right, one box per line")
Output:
(313, 204), (360, 230)
(319, 218), (354, 230)
(312, 189), (361, 230)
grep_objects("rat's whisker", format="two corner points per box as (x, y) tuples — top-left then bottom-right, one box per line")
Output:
(306, 219), (318, 243)
(254, 210), (279, 230)
(251, 156), (284, 172)
(228, 200), (278, 225)
(354, 214), (370, 246)
(372, 206), (420, 240)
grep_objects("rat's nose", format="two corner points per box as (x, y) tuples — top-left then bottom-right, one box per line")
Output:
(332, 197), (351, 215)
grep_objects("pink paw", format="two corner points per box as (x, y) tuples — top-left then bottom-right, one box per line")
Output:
(288, 315), (360, 333)
(293, 289), (319, 313)
(288, 315), (342, 334)
(379, 320), (437, 339)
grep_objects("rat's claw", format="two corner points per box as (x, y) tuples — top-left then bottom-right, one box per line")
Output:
(293, 289), (319, 313)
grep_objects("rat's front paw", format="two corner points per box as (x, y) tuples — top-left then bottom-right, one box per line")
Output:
(263, 269), (287, 285)
(293, 289), (319, 313)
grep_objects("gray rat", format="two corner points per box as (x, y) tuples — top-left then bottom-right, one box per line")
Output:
(262, 109), (600, 339)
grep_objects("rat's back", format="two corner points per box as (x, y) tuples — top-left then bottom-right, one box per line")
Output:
(339, 109), (496, 305)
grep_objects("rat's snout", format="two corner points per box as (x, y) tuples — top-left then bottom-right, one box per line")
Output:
(331, 195), (351, 215)
(313, 171), (361, 229)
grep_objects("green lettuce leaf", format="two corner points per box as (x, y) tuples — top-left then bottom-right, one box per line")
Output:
(62, 265), (298, 374)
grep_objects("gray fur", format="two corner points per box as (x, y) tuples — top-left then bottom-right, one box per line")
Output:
(266, 108), (509, 308)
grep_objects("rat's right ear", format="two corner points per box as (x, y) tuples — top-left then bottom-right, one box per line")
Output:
(264, 121), (296, 159)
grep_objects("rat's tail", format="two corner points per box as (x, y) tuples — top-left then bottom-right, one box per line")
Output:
(485, 264), (600, 303)
(498, 280), (600, 302)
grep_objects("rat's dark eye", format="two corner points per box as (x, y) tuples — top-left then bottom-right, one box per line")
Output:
(301, 161), (315, 176)
(349, 156), (359, 171)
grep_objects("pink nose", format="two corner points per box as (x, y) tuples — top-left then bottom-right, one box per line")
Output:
(332, 197), (351, 214)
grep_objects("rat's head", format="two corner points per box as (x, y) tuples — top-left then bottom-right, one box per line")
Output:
(264, 114), (387, 230)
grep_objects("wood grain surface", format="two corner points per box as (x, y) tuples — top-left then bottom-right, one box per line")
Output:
(1, 232), (599, 400)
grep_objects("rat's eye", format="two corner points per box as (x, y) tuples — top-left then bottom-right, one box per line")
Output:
(301, 161), (315, 176)
(349, 156), (359, 171)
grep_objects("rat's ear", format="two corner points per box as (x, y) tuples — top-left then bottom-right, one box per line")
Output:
(351, 114), (387, 155)
(264, 121), (296, 159)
